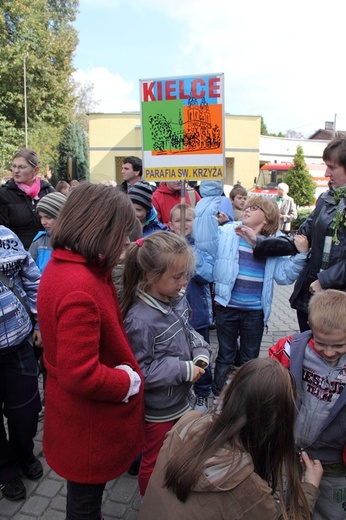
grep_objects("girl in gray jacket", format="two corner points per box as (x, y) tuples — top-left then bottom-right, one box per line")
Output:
(121, 232), (211, 497)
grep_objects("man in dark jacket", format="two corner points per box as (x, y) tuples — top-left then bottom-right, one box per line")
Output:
(119, 156), (143, 193)
(253, 138), (346, 332)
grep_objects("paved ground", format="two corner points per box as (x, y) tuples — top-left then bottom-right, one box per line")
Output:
(0, 283), (299, 520)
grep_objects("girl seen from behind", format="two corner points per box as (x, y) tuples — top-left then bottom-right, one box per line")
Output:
(121, 232), (211, 497)
(37, 183), (144, 520)
(139, 358), (323, 520)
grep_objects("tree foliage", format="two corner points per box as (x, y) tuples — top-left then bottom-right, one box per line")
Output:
(56, 121), (89, 182)
(285, 145), (316, 206)
(73, 79), (99, 132)
(0, 116), (24, 173)
(260, 116), (285, 137)
(0, 0), (79, 170)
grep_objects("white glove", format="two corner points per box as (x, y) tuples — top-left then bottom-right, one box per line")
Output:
(115, 364), (141, 403)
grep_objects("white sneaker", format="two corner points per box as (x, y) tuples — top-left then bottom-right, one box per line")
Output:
(212, 394), (223, 414)
(194, 395), (208, 413)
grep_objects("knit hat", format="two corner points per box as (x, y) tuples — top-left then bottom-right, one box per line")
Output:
(128, 183), (152, 211)
(36, 192), (67, 219)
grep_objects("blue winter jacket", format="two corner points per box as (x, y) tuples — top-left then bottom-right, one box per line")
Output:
(29, 231), (52, 273)
(143, 207), (168, 237)
(193, 181), (308, 325)
(186, 235), (213, 331)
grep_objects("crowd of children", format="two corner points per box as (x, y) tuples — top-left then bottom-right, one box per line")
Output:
(1, 146), (345, 520)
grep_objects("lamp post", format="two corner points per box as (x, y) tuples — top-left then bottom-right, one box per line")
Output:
(23, 52), (28, 147)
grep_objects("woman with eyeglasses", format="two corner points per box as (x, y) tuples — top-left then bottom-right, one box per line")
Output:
(0, 148), (55, 249)
(193, 181), (309, 400)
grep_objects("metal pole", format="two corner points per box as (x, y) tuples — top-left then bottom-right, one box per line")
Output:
(180, 180), (186, 237)
(23, 52), (28, 147)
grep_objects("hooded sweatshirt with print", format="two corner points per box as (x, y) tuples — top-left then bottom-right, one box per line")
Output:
(0, 225), (40, 350)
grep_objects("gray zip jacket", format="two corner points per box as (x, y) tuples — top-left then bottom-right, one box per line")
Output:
(124, 291), (211, 422)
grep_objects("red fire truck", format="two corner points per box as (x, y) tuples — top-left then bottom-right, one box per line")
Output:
(249, 163), (328, 200)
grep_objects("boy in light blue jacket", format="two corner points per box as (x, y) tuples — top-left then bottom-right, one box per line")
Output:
(193, 181), (309, 398)
(29, 192), (67, 273)
(29, 191), (66, 421)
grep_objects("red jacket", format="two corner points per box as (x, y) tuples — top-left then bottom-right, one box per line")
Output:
(152, 183), (201, 225)
(37, 249), (144, 484)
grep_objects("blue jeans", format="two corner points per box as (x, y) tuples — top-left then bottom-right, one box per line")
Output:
(213, 306), (264, 396)
(66, 481), (106, 520)
(0, 339), (41, 484)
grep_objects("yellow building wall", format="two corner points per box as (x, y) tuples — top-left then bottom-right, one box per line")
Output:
(89, 113), (142, 184)
(88, 112), (261, 190)
(223, 115), (261, 196)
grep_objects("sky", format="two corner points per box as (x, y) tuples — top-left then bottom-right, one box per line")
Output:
(73, 0), (346, 137)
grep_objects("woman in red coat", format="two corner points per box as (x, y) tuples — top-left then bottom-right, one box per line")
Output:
(37, 183), (144, 520)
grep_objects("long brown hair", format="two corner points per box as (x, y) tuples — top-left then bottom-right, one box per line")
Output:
(120, 232), (195, 317)
(164, 358), (310, 519)
(51, 183), (136, 272)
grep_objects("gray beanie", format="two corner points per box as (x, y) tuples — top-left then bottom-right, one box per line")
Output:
(128, 183), (152, 211)
(36, 192), (67, 218)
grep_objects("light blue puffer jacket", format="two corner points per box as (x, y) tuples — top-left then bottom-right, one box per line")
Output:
(193, 181), (308, 325)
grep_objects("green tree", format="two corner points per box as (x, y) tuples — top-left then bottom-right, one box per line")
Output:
(0, 0), (79, 169)
(73, 79), (99, 132)
(56, 121), (89, 181)
(285, 145), (316, 206)
(260, 116), (285, 137)
(29, 122), (62, 176)
(260, 117), (269, 135)
(0, 115), (24, 175)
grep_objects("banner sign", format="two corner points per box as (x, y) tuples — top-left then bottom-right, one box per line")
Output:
(140, 73), (225, 181)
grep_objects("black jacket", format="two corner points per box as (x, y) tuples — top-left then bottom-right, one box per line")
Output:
(254, 188), (346, 314)
(290, 189), (346, 313)
(253, 235), (298, 257)
(0, 178), (55, 249)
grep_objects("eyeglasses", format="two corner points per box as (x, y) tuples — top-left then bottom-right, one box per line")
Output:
(245, 205), (264, 212)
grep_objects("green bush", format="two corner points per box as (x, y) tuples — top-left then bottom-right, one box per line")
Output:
(285, 145), (316, 206)
(291, 208), (312, 230)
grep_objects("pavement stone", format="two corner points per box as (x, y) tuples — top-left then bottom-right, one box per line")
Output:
(0, 283), (299, 519)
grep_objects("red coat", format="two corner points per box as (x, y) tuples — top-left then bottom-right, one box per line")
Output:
(152, 183), (201, 225)
(37, 249), (144, 484)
